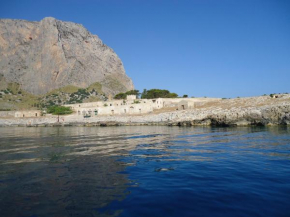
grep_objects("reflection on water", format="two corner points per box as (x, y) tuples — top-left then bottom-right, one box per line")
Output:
(0, 126), (290, 217)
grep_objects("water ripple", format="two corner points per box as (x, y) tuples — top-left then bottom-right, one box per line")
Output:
(0, 126), (289, 217)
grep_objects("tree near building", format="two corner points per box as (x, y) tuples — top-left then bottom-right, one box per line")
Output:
(125, 89), (140, 97)
(114, 93), (127, 99)
(141, 89), (178, 99)
(47, 105), (73, 122)
(141, 89), (147, 98)
(114, 90), (140, 99)
(115, 89), (178, 99)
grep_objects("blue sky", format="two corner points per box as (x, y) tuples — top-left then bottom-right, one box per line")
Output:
(1, 0), (289, 98)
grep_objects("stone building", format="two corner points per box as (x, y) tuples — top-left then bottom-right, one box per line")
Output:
(14, 110), (41, 118)
(126, 95), (137, 101)
(0, 111), (16, 118)
(65, 95), (221, 117)
(177, 100), (195, 110)
(65, 96), (164, 116)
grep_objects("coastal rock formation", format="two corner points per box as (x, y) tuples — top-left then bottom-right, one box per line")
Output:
(1, 95), (289, 127)
(167, 94), (290, 126)
(170, 103), (290, 126)
(0, 17), (134, 95)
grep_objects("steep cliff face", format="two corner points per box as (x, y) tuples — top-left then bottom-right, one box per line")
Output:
(0, 17), (134, 95)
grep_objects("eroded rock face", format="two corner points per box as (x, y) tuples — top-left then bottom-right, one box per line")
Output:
(0, 17), (134, 95)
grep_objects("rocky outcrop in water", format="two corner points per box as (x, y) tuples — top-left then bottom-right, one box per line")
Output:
(167, 94), (290, 126)
(169, 103), (290, 126)
(0, 17), (134, 95)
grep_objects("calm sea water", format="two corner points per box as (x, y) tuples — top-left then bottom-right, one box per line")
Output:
(0, 126), (289, 217)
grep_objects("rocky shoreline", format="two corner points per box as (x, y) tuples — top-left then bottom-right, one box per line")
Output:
(1, 99), (289, 127)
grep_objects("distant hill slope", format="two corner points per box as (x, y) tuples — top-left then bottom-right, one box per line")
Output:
(0, 17), (134, 95)
(0, 73), (109, 110)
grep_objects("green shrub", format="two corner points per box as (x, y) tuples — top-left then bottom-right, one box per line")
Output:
(0, 108), (11, 111)
(141, 89), (178, 99)
(47, 106), (73, 115)
(114, 93), (127, 99)
(77, 88), (89, 96)
(133, 100), (140, 104)
(125, 89), (140, 97)
(114, 90), (140, 99)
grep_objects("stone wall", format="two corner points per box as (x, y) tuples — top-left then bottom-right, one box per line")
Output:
(0, 111), (15, 118)
(15, 110), (41, 118)
(177, 100), (195, 110)
(67, 98), (164, 116)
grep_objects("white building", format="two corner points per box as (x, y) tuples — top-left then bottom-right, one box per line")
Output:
(65, 95), (220, 117)
(14, 110), (41, 118)
(65, 96), (164, 116)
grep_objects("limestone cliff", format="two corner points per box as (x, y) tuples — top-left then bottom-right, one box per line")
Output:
(0, 17), (134, 95)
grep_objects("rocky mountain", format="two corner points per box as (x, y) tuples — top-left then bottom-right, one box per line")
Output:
(0, 17), (134, 96)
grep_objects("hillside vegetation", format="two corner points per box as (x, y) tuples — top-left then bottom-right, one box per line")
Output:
(0, 76), (107, 110)
(114, 89), (179, 100)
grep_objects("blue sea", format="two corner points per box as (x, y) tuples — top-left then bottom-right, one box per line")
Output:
(0, 126), (289, 217)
